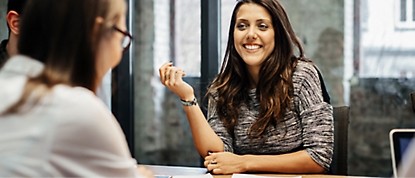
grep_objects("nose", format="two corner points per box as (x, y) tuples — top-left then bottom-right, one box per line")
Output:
(246, 26), (258, 40)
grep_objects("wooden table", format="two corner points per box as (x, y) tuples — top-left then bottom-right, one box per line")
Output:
(141, 164), (371, 178)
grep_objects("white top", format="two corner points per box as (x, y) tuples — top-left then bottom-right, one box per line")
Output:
(0, 55), (142, 177)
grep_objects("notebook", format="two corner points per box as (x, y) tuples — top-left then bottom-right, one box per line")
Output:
(389, 128), (415, 178)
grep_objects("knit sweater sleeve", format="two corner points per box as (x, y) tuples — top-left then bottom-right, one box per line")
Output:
(293, 62), (334, 171)
(207, 93), (234, 153)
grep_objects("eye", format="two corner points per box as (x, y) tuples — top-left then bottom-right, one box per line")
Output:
(258, 23), (268, 30)
(236, 23), (247, 30)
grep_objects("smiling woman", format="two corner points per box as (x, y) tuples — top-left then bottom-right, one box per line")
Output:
(233, 3), (275, 79)
(159, 0), (333, 175)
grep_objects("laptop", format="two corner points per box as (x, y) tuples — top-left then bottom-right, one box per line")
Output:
(389, 129), (415, 178)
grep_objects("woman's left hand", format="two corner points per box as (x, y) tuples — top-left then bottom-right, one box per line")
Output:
(204, 152), (247, 175)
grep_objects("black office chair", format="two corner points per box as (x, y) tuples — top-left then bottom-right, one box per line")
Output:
(410, 92), (415, 114)
(329, 106), (350, 175)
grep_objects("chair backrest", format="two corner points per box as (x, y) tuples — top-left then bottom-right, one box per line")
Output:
(410, 92), (415, 114)
(330, 106), (350, 175)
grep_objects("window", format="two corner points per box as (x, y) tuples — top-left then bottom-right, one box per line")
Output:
(395, 0), (415, 29)
(221, 0), (236, 61)
(359, 0), (415, 78)
(174, 0), (201, 77)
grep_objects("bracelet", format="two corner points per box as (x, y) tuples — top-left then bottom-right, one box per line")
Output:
(180, 97), (197, 106)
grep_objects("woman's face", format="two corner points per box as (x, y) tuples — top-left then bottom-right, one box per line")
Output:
(233, 3), (275, 73)
(96, 0), (127, 78)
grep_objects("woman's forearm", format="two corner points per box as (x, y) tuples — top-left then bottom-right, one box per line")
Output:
(242, 150), (326, 173)
(183, 103), (224, 157)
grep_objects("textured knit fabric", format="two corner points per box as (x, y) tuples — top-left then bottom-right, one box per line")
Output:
(207, 60), (334, 171)
(0, 40), (9, 68)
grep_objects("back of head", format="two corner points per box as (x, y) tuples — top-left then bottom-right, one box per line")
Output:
(7, 0), (28, 14)
(6, 0), (28, 34)
(18, 0), (120, 91)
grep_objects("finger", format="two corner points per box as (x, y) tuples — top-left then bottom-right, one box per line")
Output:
(204, 155), (214, 161)
(208, 165), (225, 175)
(203, 156), (214, 167)
(176, 70), (186, 78)
(167, 67), (185, 85)
(206, 163), (219, 172)
(161, 62), (173, 69)
(159, 62), (173, 83)
(165, 68), (170, 82)
(165, 67), (179, 85)
(164, 66), (177, 84)
(159, 68), (166, 84)
(212, 167), (223, 175)
(171, 69), (185, 84)
(168, 68), (178, 84)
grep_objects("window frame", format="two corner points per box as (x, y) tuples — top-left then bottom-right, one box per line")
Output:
(395, 0), (415, 30)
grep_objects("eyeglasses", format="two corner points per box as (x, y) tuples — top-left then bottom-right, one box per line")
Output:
(112, 26), (133, 53)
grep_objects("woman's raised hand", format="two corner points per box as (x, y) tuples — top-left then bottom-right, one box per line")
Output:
(159, 62), (195, 101)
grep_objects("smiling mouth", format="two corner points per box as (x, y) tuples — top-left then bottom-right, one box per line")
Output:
(243, 44), (262, 50)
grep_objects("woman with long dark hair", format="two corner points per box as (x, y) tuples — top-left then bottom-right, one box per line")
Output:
(160, 0), (333, 175)
(0, 0), (151, 177)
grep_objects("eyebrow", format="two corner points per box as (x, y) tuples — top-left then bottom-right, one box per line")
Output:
(236, 19), (272, 23)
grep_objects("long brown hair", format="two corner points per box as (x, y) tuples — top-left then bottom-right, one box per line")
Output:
(2, 0), (122, 115)
(207, 0), (305, 139)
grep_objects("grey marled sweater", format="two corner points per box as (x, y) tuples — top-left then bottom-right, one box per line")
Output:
(207, 60), (334, 171)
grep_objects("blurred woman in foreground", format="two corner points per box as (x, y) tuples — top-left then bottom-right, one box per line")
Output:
(0, 0), (152, 177)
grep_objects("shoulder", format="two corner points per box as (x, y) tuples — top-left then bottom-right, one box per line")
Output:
(48, 85), (114, 127)
(208, 88), (219, 100)
(0, 56), (45, 114)
(293, 60), (319, 78)
(47, 86), (136, 177)
(48, 85), (127, 152)
(292, 60), (321, 87)
(51, 85), (106, 111)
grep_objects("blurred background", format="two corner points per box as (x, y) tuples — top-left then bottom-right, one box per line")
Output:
(1, 0), (415, 177)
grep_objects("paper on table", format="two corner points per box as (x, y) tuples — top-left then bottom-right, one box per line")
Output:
(154, 176), (172, 178)
(231, 174), (302, 178)
(172, 173), (214, 178)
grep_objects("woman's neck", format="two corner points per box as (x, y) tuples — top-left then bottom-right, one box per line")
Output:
(246, 66), (259, 88)
(6, 34), (18, 57)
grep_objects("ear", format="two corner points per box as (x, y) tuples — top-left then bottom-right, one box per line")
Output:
(93, 17), (104, 34)
(7, 11), (20, 35)
(92, 17), (105, 43)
